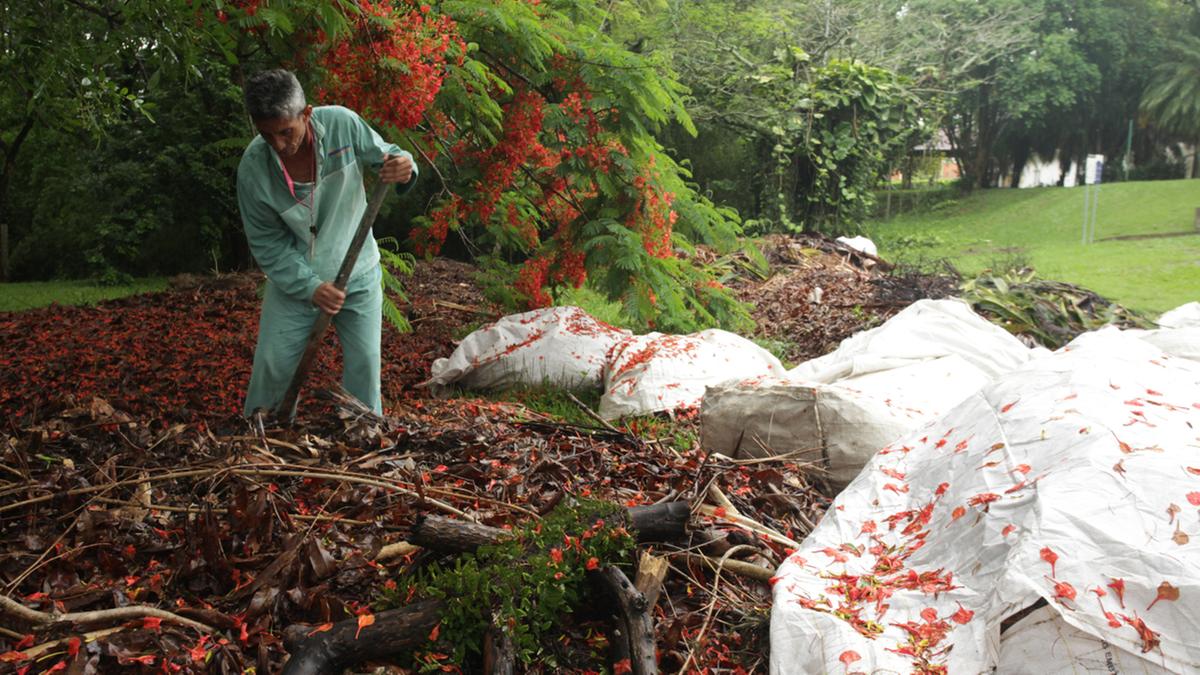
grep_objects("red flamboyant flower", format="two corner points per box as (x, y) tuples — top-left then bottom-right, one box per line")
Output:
(1040, 547), (1058, 578)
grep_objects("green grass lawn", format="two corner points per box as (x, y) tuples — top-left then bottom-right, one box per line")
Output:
(866, 179), (1200, 315)
(0, 278), (169, 312)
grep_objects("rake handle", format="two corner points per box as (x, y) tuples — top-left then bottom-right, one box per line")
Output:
(275, 180), (391, 420)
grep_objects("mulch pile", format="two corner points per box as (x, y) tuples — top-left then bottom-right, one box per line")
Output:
(730, 234), (959, 363)
(0, 390), (826, 673)
(0, 243), (961, 673)
(0, 259), (496, 426)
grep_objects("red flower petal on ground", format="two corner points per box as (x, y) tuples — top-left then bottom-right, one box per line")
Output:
(355, 613), (375, 640)
(951, 603), (974, 624)
(1040, 547), (1059, 578)
(1109, 578), (1126, 608)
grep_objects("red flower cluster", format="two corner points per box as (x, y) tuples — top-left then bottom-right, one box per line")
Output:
(627, 161), (676, 259)
(514, 257), (553, 308)
(317, 0), (464, 132)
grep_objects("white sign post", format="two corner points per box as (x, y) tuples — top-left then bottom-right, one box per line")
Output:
(1082, 154), (1103, 244)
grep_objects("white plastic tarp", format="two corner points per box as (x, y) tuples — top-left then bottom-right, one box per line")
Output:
(1157, 302), (1200, 329)
(789, 298), (1039, 385)
(770, 329), (1200, 674)
(835, 235), (878, 257)
(701, 299), (1036, 486)
(597, 329), (786, 420)
(426, 306), (630, 393)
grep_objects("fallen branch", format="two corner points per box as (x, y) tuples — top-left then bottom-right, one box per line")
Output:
(696, 503), (799, 549)
(596, 566), (657, 675)
(672, 552), (775, 583)
(0, 593), (213, 634)
(281, 599), (445, 675)
(22, 626), (125, 660)
(410, 502), (691, 555)
(678, 545), (756, 673)
(566, 392), (626, 436)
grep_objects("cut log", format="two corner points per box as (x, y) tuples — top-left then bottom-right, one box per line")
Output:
(409, 514), (509, 554)
(280, 599), (444, 675)
(484, 623), (516, 675)
(411, 502), (690, 555)
(596, 566), (657, 675)
(626, 502), (690, 542)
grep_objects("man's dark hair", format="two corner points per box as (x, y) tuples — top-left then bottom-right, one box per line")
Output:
(244, 69), (306, 121)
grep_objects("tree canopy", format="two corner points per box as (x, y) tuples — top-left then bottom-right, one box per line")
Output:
(2, 0), (1197, 322)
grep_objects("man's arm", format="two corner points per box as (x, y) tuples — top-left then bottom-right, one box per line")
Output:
(237, 172), (324, 304)
(344, 108), (419, 194)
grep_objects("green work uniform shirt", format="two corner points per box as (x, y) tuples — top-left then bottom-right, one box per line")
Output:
(236, 105), (417, 300)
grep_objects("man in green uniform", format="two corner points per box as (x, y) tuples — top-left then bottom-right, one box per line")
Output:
(237, 69), (417, 416)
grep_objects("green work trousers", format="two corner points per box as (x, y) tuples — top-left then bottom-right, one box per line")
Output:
(244, 266), (383, 416)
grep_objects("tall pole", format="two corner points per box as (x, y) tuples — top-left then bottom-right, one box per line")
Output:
(1122, 119), (1133, 181)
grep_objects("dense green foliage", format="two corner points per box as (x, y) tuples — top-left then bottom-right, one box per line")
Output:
(380, 499), (634, 668)
(609, 0), (929, 235)
(2, 0), (1197, 307)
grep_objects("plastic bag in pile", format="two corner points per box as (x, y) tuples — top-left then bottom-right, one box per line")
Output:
(789, 298), (1038, 384)
(703, 355), (993, 487)
(770, 328), (1200, 674)
(1131, 327), (1200, 364)
(702, 299), (1038, 486)
(426, 306), (630, 394)
(1157, 301), (1200, 329)
(597, 329), (786, 420)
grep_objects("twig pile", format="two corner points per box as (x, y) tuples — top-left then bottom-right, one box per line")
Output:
(0, 390), (827, 673)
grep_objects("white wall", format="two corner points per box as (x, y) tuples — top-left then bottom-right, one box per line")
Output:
(1011, 152), (1078, 188)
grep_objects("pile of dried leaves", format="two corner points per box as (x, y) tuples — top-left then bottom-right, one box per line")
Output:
(0, 260), (495, 426)
(730, 234), (959, 363)
(0, 242), (974, 673)
(0, 391), (826, 673)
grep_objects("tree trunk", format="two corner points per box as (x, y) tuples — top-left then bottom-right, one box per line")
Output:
(0, 116), (36, 281)
(1009, 141), (1031, 189)
(1, 165), (10, 282)
(1185, 135), (1195, 178)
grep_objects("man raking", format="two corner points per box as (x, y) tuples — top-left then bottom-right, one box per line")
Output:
(237, 69), (417, 417)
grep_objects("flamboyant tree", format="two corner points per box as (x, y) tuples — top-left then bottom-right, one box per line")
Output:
(6, 0), (752, 332)
(265, 0), (753, 332)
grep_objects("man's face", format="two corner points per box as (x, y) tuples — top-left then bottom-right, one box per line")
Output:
(255, 106), (312, 158)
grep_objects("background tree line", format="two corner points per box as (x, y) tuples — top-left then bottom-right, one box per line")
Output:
(1, 0), (1197, 323)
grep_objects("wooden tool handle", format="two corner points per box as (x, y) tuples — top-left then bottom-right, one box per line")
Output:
(275, 180), (391, 419)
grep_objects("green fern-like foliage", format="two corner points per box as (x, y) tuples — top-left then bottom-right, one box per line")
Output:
(377, 236), (415, 334)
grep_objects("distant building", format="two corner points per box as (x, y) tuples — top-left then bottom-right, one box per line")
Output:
(1002, 153), (1079, 188)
